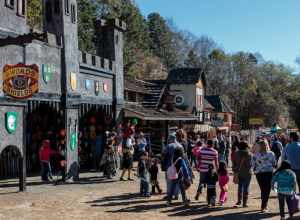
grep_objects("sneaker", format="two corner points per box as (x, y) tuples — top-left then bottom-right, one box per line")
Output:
(120, 177), (125, 181)
(173, 195), (179, 200)
(261, 208), (268, 213)
(243, 204), (249, 208)
(128, 178), (134, 181)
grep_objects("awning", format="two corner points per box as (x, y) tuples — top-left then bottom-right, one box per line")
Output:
(124, 103), (198, 121)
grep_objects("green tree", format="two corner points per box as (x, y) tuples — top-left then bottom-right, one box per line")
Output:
(27, 0), (42, 30)
(78, 0), (97, 53)
(184, 49), (200, 67)
(147, 13), (179, 70)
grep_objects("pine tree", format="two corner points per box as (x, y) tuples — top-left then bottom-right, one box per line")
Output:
(184, 49), (200, 67)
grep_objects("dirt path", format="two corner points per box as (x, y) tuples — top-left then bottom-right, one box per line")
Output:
(0, 172), (299, 220)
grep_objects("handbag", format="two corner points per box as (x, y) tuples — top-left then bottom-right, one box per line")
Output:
(289, 193), (300, 215)
(167, 157), (181, 180)
(233, 156), (245, 184)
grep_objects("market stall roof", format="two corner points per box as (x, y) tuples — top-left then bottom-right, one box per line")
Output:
(124, 103), (198, 121)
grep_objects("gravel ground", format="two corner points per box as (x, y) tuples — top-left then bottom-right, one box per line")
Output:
(0, 169), (300, 220)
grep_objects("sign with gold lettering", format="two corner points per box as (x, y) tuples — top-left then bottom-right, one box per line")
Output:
(3, 64), (39, 99)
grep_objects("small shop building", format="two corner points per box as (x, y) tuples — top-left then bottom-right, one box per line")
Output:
(124, 68), (235, 151)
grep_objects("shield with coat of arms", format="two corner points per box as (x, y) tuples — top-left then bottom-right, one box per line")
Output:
(94, 80), (100, 96)
(42, 64), (54, 84)
(5, 112), (18, 134)
(70, 72), (77, 91)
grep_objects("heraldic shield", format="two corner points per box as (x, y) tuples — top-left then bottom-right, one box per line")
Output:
(5, 112), (18, 134)
(94, 80), (100, 96)
(70, 72), (77, 91)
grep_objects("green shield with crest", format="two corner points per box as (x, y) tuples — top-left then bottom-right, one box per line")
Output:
(70, 133), (77, 151)
(42, 64), (54, 84)
(5, 112), (18, 134)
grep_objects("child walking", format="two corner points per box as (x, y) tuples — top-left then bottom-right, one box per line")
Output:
(272, 161), (297, 220)
(149, 158), (162, 194)
(218, 161), (229, 206)
(138, 151), (151, 197)
(205, 164), (219, 206)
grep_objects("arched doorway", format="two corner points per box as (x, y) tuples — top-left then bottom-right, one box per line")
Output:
(79, 104), (113, 170)
(26, 102), (64, 174)
(0, 145), (22, 179)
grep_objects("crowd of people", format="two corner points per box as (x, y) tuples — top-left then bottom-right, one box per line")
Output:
(134, 130), (300, 220)
(37, 119), (300, 220)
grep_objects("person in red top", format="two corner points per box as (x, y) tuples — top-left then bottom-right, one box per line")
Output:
(39, 139), (56, 181)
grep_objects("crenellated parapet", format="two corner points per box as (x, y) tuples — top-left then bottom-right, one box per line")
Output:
(78, 51), (115, 74)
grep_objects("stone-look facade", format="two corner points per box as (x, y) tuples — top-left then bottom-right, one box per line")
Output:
(0, 0), (125, 189)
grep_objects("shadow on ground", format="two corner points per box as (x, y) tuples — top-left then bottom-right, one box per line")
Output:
(0, 175), (119, 188)
(87, 192), (281, 219)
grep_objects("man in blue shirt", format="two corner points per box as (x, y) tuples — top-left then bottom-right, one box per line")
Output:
(282, 132), (300, 193)
(162, 133), (180, 198)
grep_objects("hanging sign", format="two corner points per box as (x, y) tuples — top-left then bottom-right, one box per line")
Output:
(70, 72), (77, 91)
(42, 64), (54, 84)
(3, 64), (39, 99)
(95, 80), (100, 96)
(70, 133), (77, 151)
(103, 82), (109, 93)
(5, 112), (19, 134)
(249, 118), (264, 125)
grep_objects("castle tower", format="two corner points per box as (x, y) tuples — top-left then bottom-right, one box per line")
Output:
(96, 19), (126, 121)
(0, 0), (28, 35)
(43, 0), (79, 95)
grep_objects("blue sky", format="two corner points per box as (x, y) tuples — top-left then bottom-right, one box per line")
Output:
(135, 0), (300, 70)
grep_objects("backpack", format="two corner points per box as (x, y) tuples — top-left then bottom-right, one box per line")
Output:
(167, 157), (181, 180)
